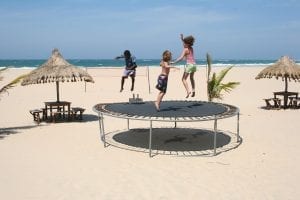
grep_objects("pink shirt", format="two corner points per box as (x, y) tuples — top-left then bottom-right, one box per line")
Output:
(186, 47), (195, 64)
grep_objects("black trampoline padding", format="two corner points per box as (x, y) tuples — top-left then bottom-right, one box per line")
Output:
(94, 100), (239, 121)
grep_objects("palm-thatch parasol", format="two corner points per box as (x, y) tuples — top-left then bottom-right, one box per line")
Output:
(21, 48), (94, 102)
(255, 56), (300, 92)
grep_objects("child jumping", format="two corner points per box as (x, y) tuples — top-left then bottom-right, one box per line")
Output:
(155, 50), (179, 111)
(172, 34), (197, 98)
(115, 50), (137, 92)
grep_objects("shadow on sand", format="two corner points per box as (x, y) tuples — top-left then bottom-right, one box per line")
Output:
(0, 125), (38, 139)
(0, 114), (99, 140)
(103, 127), (242, 157)
(39, 114), (99, 124)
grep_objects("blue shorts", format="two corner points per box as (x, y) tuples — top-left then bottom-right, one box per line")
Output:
(156, 74), (168, 93)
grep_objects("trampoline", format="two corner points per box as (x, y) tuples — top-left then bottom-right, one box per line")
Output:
(93, 100), (240, 157)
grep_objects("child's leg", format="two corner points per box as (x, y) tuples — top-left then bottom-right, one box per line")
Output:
(120, 77), (125, 92)
(190, 72), (195, 97)
(155, 92), (165, 111)
(130, 76), (135, 91)
(182, 72), (190, 98)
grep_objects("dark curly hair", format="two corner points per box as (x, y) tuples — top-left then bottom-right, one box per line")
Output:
(123, 50), (131, 59)
(183, 35), (195, 47)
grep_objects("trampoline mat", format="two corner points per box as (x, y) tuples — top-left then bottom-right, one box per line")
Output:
(103, 101), (228, 118)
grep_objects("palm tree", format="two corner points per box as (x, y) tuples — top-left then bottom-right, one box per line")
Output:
(0, 68), (26, 100)
(206, 53), (240, 101)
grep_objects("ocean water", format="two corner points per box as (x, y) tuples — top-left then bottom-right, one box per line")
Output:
(0, 59), (297, 69)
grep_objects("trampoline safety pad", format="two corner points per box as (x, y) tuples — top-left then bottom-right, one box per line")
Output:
(93, 100), (239, 122)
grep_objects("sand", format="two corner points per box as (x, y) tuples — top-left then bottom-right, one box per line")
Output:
(0, 66), (299, 200)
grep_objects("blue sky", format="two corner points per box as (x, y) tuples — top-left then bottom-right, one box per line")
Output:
(0, 0), (299, 59)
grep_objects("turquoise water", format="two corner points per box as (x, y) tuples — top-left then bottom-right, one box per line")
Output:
(0, 59), (293, 69)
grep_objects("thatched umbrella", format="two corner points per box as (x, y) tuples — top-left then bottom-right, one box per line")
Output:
(21, 48), (94, 102)
(255, 56), (300, 92)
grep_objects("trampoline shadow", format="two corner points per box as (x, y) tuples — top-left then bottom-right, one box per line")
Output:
(80, 114), (99, 122)
(105, 127), (242, 156)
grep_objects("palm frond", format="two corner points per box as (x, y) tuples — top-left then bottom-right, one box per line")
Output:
(223, 82), (240, 90)
(206, 53), (213, 100)
(0, 74), (27, 97)
(215, 66), (234, 86)
(220, 82), (240, 92)
(208, 73), (217, 92)
(207, 72), (217, 101)
(206, 53), (212, 78)
(206, 55), (240, 101)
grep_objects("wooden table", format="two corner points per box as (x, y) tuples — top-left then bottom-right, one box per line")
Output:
(273, 91), (298, 109)
(44, 101), (71, 121)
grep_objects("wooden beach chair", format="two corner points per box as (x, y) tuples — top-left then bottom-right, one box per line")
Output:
(29, 109), (43, 124)
(263, 98), (281, 109)
(71, 107), (85, 120)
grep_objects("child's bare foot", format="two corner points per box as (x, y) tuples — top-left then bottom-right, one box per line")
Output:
(154, 102), (160, 111)
(185, 92), (191, 98)
(120, 88), (123, 92)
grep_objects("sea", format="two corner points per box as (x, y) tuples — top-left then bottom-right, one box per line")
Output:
(0, 59), (299, 69)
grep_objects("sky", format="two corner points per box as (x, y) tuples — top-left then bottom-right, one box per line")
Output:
(0, 0), (299, 59)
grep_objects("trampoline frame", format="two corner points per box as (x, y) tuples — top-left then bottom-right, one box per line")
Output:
(93, 100), (240, 157)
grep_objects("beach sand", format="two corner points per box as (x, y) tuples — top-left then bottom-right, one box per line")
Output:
(0, 66), (299, 200)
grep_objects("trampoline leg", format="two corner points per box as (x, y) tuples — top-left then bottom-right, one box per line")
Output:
(147, 66), (151, 94)
(100, 114), (106, 147)
(214, 116), (217, 156)
(127, 119), (130, 130)
(149, 120), (153, 157)
(97, 113), (103, 141)
(237, 112), (240, 142)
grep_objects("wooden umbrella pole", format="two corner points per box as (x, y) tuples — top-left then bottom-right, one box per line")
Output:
(56, 81), (60, 102)
(284, 76), (288, 92)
